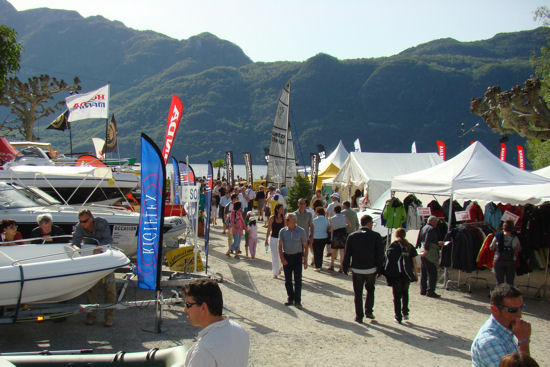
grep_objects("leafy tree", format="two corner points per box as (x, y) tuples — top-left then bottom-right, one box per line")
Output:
(286, 174), (313, 212)
(470, 7), (550, 168)
(212, 159), (225, 180)
(0, 25), (23, 91)
(0, 75), (81, 140)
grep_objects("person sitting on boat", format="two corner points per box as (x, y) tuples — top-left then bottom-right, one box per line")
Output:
(30, 214), (68, 244)
(0, 219), (24, 246)
(71, 209), (116, 327)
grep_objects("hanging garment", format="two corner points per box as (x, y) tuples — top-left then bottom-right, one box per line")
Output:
(466, 202), (484, 223)
(382, 197), (407, 229)
(484, 203), (502, 230)
(406, 202), (423, 230)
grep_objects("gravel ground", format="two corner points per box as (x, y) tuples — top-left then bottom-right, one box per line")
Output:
(1, 223), (549, 366)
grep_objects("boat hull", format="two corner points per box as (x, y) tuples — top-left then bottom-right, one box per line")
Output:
(0, 244), (130, 306)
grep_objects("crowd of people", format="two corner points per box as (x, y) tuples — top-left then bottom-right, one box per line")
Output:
(203, 181), (540, 367)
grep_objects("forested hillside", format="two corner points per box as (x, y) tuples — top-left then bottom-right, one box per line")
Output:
(0, 0), (547, 164)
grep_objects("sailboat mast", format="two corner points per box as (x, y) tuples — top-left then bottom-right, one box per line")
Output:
(282, 83), (291, 188)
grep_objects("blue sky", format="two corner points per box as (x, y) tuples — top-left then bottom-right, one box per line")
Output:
(9, 0), (547, 62)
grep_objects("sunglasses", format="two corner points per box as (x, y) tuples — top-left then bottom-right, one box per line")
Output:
(185, 302), (199, 309)
(497, 304), (525, 314)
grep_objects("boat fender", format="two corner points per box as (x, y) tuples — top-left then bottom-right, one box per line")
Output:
(146, 348), (160, 361)
(13, 264), (25, 323)
(113, 351), (126, 362)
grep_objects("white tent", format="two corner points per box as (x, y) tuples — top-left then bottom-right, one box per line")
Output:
(316, 140), (349, 190)
(454, 183), (550, 206)
(533, 165), (550, 179)
(391, 142), (550, 196)
(319, 140), (349, 173)
(333, 152), (443, 204)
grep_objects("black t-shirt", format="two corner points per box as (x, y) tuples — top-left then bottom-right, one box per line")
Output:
(256, 190), (265, 200)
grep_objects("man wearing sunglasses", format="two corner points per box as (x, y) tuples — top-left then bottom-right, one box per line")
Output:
(72, 209), (116, 327)
(182, 279), (249, 367)
(471, 284), (531, 367)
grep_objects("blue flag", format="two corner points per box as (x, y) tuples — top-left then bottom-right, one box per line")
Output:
(137, 134), (166, 290)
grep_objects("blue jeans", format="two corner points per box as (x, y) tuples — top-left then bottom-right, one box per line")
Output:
(231, 234), (242, 252)
(283, 253), (303, 304)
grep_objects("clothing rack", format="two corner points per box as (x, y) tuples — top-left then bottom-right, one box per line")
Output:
(535, 249), (550, 299)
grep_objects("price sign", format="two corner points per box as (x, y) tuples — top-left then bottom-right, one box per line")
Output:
(501, 210), (520, 225)
(181, 184), (201, 202)
(417, 207), (431, 217)
(454, 210), (471, 222)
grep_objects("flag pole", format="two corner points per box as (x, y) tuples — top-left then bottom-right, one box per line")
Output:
(69, 122), (73, 156)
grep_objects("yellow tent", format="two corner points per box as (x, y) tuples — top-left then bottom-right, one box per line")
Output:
(316, 140), (349, 190)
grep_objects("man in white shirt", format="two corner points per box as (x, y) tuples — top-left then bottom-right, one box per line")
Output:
(183, 279), (249, 367)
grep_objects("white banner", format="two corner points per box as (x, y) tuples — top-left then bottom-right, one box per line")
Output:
(181, 184), (201, 203)
(354, 138), (361, 152)
(66, 84), (109, 122)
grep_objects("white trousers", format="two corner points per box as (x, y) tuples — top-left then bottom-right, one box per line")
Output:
(269, 236), (281, 276)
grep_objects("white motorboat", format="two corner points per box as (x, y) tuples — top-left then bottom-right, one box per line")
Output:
(1, 141), (139, 205)
(0, 182), (188, 257)
(0, 243), (130, 306)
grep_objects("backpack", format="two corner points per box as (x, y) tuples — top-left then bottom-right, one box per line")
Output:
(383, 241), (415, 282)
(495, 232), (516, 262)
(224, 203), (232, 225)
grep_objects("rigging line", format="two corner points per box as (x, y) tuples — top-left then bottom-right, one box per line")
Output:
(289, 108), (308, 177)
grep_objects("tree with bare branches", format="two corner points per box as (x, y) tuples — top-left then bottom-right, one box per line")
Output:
(0, 74), (81, 140)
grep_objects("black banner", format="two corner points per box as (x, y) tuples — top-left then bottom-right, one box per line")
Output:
(317, 144), (326, 160)
(310, 153), (320, 192)
(225, 151), (234, 187)
(243, 152), (253, 186)
(102, 113), (118, 153)
(47, 110), (70, 131)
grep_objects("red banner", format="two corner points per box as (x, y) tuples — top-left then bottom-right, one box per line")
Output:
(162, 95), (184, 164)
(499, 143), (507, 161)
(436, 140), (446, 161)
(516, 145), (525, 170)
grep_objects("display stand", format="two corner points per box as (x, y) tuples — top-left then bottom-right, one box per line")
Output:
(465, 270), (489, 293)
(535, 249), (550, 299)
(517, 271), (538, 297)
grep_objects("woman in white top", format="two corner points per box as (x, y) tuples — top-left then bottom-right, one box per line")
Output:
(312, 207), (330, 271)
(329, 205), (350, 272)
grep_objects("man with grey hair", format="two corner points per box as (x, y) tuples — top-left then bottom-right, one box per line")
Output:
(419, 215), (442, 298)
(278, 213), (308, 309)
(30, 213), (68, 244)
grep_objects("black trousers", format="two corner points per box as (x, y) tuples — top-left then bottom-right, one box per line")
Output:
(391, 277), (410, 320)
(352, 272), (376, 319)
(494, 260), (516, 286)
(420, 257), (437, 294)
(312, 239), (327, 269)
(283, 253), (303, 304)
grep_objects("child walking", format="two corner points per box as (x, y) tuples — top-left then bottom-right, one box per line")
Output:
(247, 216), (258, 259)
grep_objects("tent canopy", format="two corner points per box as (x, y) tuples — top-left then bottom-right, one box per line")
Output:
(533, 165), (550, 179)
(391, 142), (550, 196)
(316, 140), (348, 189)
(454, 183), (550, 206)
(333, 151), (443, 204)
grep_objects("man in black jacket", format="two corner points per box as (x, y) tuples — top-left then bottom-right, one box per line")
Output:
(343, 215), (384, 323)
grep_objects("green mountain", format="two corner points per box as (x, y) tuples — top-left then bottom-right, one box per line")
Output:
(1, 0), (547, 164)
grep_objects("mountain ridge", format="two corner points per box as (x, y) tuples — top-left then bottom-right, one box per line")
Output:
(0, 0), (547, 165)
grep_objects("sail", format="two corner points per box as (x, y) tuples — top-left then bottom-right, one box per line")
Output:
(266, 82), (297, 187)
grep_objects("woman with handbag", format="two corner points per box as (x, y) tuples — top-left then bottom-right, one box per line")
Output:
(384, 228), (419, 324)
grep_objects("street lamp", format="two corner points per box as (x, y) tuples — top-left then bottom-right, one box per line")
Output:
(458, 122), (480, 149)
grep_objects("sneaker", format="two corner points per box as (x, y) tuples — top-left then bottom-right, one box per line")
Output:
(427, 292), (441, 298)
(365, 314), (375, 320)
(403, 314), (409, 321)
(284, 300), (293, 306)
(420, 291), (426, 296)
(294, 302), (303, 310)
(354, 317), (363, 324)
(394, 317), (402, 324)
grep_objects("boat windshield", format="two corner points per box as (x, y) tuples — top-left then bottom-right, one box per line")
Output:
(0, 183), (45, 209)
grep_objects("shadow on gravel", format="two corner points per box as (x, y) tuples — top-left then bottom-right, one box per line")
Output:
(221, 278), (299, 321)
(304, 308), (373, 338)
(368, 321), (471, 361)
